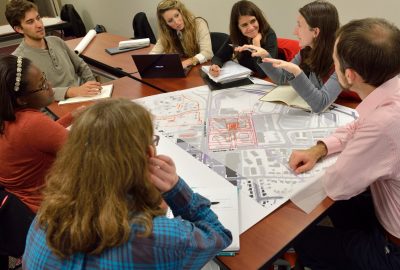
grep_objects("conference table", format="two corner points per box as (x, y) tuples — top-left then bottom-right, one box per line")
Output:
(63, 33), (360, 269)
(66, 32), (207, 92)
(65, 32), (153, 78)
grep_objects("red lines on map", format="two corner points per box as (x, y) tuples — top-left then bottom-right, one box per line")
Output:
(208, 114), (257, 150)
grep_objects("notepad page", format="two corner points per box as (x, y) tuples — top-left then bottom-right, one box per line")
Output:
(260, 85), (311, 111)
(58, 84), (113, 105)
(201, 61), (252, 83)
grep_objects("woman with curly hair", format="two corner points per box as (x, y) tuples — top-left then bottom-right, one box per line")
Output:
(151, 0), (213, 68)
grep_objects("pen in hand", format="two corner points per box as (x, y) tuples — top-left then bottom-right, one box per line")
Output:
(229, 44), (256, 52)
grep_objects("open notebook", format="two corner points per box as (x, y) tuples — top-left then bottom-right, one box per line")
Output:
(260, 85), (312, 111)
(201, 61), (252, 84)
(58, 84), (113, 105)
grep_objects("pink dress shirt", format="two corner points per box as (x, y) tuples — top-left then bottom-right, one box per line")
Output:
(321, 76), (400, 239)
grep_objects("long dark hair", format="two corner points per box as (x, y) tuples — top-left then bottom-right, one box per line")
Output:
(229, 0), (271, 46)
(299, 0), (339, 79)
(0, 55), (32, 134)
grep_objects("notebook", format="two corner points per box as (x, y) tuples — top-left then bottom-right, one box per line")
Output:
(259, 85), (312, 111)
(201, 61), (252, 84)
(58, 84), (113, 105)
(132, 54), (192, 78)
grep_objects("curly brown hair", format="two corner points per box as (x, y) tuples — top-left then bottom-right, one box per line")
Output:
(37, 99), (165, 258)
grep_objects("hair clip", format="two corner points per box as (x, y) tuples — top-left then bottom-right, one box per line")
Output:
(14, 56), (23, 92)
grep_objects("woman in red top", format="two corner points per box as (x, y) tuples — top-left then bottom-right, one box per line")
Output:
(0, 55), (72, 213)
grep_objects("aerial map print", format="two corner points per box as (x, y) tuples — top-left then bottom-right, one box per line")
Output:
(136, 84), (357, 231)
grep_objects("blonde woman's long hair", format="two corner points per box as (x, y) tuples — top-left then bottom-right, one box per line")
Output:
(37, 99), (165, 258)
(156, 0), (200, 57)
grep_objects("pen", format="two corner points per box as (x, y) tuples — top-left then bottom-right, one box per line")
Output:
(211, 201), (220, 205)
(229, 43), (256, 52)
(217, 251), (236, 256)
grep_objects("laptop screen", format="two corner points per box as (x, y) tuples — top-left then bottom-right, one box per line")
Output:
(132, 54), (191, 78)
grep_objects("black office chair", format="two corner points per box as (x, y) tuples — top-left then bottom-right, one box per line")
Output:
(210, 32), (230, 55)
(60, 4), (87, 38)
(0, 187), (35, 268)
(132, 12), (157, 44)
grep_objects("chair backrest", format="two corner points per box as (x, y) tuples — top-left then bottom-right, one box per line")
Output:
(132, 12), (157, 44)
(277, 38), (300, 62)
(0, 189), (35, 257)
(60, 4), (87, 37)
(210, 32), (230, 55)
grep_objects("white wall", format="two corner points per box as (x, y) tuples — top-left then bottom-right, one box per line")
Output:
(60, 0), (400, 39)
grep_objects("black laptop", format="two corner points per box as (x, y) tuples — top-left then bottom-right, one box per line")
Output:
(132, 54), (192, 78)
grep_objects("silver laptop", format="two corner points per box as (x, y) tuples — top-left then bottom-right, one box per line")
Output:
(132, 54), (192, 78)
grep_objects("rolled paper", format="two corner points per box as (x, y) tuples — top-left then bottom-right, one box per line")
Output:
(74, 29), (97, 55)
(118, 38), (150, 49)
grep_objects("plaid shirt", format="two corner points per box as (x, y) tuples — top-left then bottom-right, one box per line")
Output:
(22, 178), (232, 269)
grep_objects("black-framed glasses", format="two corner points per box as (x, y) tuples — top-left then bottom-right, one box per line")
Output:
(153, 135), (160, 146)
(26, 72), (49, 95)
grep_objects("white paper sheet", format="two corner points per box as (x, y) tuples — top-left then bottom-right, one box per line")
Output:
(74, 29), (96, 55)
(156, 134), (241, 251)
(58, 84), (113, 105)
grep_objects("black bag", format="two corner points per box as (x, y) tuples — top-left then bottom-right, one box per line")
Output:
(94, 24), (107, 34)
(60, 4), (87, 37)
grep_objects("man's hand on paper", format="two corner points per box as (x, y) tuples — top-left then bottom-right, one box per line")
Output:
(149, 154), (179, 193)
(66, 81), (102, 98)
(289, 142), (328, 174)
(209, 64), (221, 77)
(262, 58), (302, 77)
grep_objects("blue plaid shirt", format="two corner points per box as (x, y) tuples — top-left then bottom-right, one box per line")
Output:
(22, 178), (232, 269)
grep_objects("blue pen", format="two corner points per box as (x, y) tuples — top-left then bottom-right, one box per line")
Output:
(217, 251), (236, 256)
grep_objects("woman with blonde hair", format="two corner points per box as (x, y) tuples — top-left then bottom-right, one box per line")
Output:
(151, 0), (213, 68)
(238, 0), (345, 113)
(23, 99), (232, 269)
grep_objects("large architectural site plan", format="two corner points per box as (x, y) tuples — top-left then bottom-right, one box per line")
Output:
(136, 84), (357, 232)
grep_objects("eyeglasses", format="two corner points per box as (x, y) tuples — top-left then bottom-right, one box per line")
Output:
(26, 72), (49, 95)
(153, 135), (160, 146)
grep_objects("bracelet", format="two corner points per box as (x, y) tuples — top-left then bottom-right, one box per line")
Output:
(191, 57), (199, 66)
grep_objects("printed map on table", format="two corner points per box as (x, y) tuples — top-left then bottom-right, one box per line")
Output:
(135, 84), (357, 232)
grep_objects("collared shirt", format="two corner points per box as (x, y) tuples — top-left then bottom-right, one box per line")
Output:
(22, 178), (232, 269)
(321, 76), (400, 239)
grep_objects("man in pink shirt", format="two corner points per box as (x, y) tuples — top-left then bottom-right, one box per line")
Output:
(289, 18), (400, 269)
